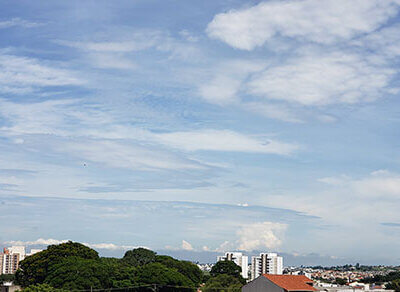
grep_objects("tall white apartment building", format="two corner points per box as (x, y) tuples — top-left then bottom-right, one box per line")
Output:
(7, 246), (26, 261)
(251, 253), (283, 280)
(0, 247), (24, 275)
(217, 252), (249, 279)
(0, 246), (42, 275)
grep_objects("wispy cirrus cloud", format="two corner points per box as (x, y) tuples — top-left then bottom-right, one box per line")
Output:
(0, 98), (299, 157)
(155, 130), (299, 155)
(0, 53), (84, 94)
(0, 18), (43, 29)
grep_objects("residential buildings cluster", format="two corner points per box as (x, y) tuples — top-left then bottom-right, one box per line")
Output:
(0, 246), (42, 275)
(217, 251), (283, 280)
(242, 273), (394, 292)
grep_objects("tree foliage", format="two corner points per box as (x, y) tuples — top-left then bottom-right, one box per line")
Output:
(19, 283), (67, 292)
(0, 273), (15, 283)
(386, 279), (400, 291)
(363, 272), (400, 284)
(16, 241), (98, 287)
(14, 241), (206, 291)
(44, 257), (111, 290)
(135, 263), (194, 287)
(156, 255), (203, 285)
(202, 274), (243, 292)
(210, 260), (244, 282)
(122, 248), (157, 266)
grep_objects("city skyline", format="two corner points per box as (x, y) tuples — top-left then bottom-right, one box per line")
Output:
(1, 0), (400, 265)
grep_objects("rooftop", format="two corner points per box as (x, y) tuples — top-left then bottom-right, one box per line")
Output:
(264, 275), (318, 291)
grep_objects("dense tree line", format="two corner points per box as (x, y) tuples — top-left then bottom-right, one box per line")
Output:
(15, 241), (244, 291)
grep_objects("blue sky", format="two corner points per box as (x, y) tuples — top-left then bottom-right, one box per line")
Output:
(1, 0), (400, 265)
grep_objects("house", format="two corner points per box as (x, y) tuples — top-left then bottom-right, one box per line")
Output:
(242, 274), (318, 292)
(0, 282), (20, 292)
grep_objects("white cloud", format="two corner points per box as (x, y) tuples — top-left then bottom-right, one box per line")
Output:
(198, 60), (265, 105)
(63, 41), (154, 52)
(181, 240), (194, 251)
(199, 75), (242, 105)
(202, 245), (210, 251)
(353, 23), (400, 59)
(87, 53), (137, 70)
(207, 0), (400, 50)
(57, 139), (206, 171)
(319, 170), (400, 199)
(0, 54), (84, 94)
(83, 243), (143, 250)
(318, 175), (351, 186)
(246, 51), (395, 105)
(243, 102), (303, 123)
(155, 130), (298, 155)
(236, 221), (287, 251)
(5, 238), (142, 250)
(213, 221), (287, 252)
(214, 240), (235, 253)
(58, 30), (201, 69)
(0, 18), (43, 29)
(6, 238), (68, 246)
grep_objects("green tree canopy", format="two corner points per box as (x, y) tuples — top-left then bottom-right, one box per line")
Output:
(135, 262), (195, 290)
(99, 257), (137, 288)
(0, 274), (15, 284)
(210, 260), (243, 280)
(16, 241), (99, 287)
(19, 283), (67, 292)
(202, 274), (243, 292)
(386, 279), (400, 292)
(43, 257), (110, 290)
(156, 255), (203, 285)
(123, 248), (157, 266)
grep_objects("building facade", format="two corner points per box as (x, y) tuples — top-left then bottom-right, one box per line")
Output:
(0, 246), (41, 275)
(251, 253), (283, 280)
(217, 252), (249, 279)
(0, 249), (21, 275)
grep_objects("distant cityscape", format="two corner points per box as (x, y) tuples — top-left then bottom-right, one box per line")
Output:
(1, 244), (400, 292)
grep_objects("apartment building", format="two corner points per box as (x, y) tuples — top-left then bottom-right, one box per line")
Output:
(0, 246), (41, 275)
(217, 252), (249, 279)
(251, 253), (283, 280)
(0, 248), (21, 275)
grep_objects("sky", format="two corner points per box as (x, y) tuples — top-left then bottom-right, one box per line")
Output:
(0, 0), (400, 265)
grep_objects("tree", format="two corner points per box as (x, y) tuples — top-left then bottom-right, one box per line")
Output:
(0, 274), (15, 283)
(335, 278), (347, 285)
(16, 241), (99, 287)
(210, 260), (243, 281)
(123, 248), (156, 266)
(202, 274), (242, 292)
(100, 257), (137, 288)
(43, 257), (111, 290)
(19, 283), (67, 292)
(135, 262), (195, 291)
(386, 279), (400, 292)
(156, 255), (203, 285)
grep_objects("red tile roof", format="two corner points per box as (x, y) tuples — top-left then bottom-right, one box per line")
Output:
(264, 275), (318, 291)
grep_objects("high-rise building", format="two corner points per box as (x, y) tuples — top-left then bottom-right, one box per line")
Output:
(0, 246), (42, 275)
(0, 247), (23, 275)
(251, 253), (283, 280)
(217, 252), (249, 279)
